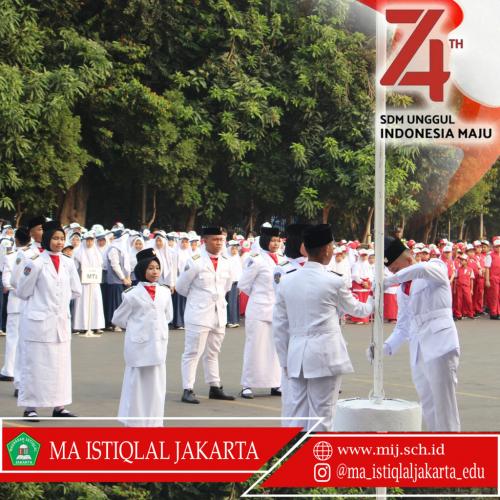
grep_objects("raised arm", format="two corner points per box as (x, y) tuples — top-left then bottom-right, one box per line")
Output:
(385, 261), (449, 287)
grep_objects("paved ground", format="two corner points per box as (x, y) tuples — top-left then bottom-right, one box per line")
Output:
(0, 317), (498, 429)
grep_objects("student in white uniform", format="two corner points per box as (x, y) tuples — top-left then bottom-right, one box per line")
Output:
(112, 248), (173, 427)
(238, 226), (283, 399)
(176, 226), (235, 404)
(129, 235), (145, 285)
(172, 234), (191, 329)
(105, 229), (132, 330)
(72, 231), (105, 333)
(273, 224), (373, 431)
(16, 220), (82, 420)
(272, 223), (309, 424)
(381, 237), (461, 431)
(0, 228), (31, 383)
(148, 231), (175, 290)
(226, 240), (243, 328)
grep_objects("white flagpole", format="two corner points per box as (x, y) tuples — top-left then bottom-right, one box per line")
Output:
(374, 8), (387, 500)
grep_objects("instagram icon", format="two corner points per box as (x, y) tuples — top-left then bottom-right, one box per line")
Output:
(312, 441), (333, 483)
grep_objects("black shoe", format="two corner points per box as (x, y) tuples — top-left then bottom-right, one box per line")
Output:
(182, 389), (200, 404)
(454, 316), (462, 321)
(52, 408), (77, 417)
(490, 315), (500, 320)
(0, 374), (14, 382)
(23, 410), (39, 422)
(240, 388), (254, 399)
(209, 386), (235, 401)
(270, 387), (282, 396)
(13, 389), (18, 398)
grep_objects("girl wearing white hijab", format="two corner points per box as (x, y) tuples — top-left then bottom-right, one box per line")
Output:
(147, 231), (174, 289)
(105, 230), (132, 330)
(73, 232), (105, 333)
(129, 235), (145, 285)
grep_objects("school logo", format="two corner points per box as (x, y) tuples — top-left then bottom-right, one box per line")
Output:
(381, 8), (450, 101)
(6, 432), (41, 466)
(274, 272), (281, 284)
(23, 266), (31, 276)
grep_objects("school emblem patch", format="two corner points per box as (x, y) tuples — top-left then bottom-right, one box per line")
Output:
(23, 267), (31, 276)
(274, 272), (281, 284)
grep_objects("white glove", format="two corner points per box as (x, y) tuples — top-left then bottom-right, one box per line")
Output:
(366, 343), (392, 363)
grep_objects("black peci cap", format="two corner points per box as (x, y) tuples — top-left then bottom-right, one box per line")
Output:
(27, 216), (46, 230)
(201, 227), (223, 236)
(303, 224), (333, 249)
(384, 237), (408, 266)
(260, 226), (281, 237)
(136, 248), (157, 261)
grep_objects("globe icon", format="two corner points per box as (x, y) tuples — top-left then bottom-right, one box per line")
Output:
(313, 441), (333, 461)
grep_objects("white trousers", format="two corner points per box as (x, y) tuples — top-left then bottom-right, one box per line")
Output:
(288, 373), (342, 432)
(1, 313), (19, 377)
(181, 323), (225, 390)
(412, 348), (460, 432)
(280, 368), (293, 425)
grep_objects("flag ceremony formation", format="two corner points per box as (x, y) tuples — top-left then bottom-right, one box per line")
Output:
(0, 218), (498, 431)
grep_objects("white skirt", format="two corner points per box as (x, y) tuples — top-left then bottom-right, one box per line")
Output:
(241, 319), (281, 388)
(118, 363), (166, 427)
(18, 340), (72, 408)
(73, 283), (105, 330)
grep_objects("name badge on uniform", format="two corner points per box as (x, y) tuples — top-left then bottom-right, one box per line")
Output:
(81, 266), (102, 284)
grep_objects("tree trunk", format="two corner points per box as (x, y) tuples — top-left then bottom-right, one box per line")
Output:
(322, 201), (333, 224)
(141, 183), (147, 227)
(58, 176), (90, 226)
(146, 189), (157, 229)
(361, 207), (374, 244)
(458, 219), (465, 240)
(15, 201), (24, 227)
(431, 217), (439, 243)
(185, 206), (197, 231)
(246, 198), (258, 234)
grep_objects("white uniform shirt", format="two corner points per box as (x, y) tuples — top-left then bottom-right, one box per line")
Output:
(112, 282), (172, 367)
(384, 259), (460, 365)
(273, 261), (373, 378)
(176, 249), (232, 329)
(16, 251), (82, 343)
(238, 251), (284, 322)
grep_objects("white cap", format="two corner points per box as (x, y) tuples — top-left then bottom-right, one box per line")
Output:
(413, 249), (421, 254)
(443, 245), (453, 253)
(482, 240), (490, 246)
(154, 230), (167, 238)
(261, 222), (272, 228)
(421, 247), (430, 254)
(178, 232), (189, 239)
(69, 222), (81, 229)
(432, 249), (441, 256)
(367, 249), (375, 256)
(494, 239), (500, 247)
(358, 249), (369, 256)
(82, 230), (96, 240)
(466, 243), (474, 250)
(228, 240), (239, 246)
(190, 236), (200, 242)
(415, 242), (425, 249)
(460, 254), (469, 260)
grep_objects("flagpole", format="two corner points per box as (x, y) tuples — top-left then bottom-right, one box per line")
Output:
(374, 8), (387, 500)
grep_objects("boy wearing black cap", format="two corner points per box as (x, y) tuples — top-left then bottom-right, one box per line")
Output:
(273, 224), (373, 432)
(382, 238), (460, 431)
(112, 248), (173, 426)
(0, 228), (31, 384)
(176, 227), (235, 404)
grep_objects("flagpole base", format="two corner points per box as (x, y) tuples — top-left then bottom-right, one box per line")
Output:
(333, 398), (421, 432)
